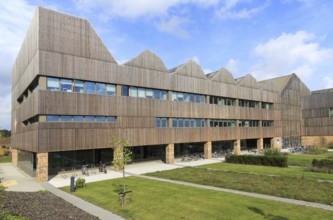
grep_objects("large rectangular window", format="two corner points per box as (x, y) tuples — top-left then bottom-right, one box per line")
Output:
(106, 84), (116, 96)
(46, 115), (59, 122)
(329, 107), (333, 117)
(172, 92), (205, 104)
(262, 102), (273, 109)
(60, 116), (72, 122)
(155, 117), (168, 128)
(171, 118), (206, 128)
(239, 120), (259, 127)
(122, 85), (129, 96)
(86, 82), (95, 94)
(73, 80), (85, 93)
(96, 83), (106, 95)
(47, 78), (60, 91)
(60, 79), (72, 92)
(129, 87), (138, 97)
(262, 120), (274, 127)
(209, 96), (236, 106)
(239, 99), (259, 108)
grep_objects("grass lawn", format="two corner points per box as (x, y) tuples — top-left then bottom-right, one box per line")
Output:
(200, 162), (333, 180)
(61, 177), (333, 220)
(147, 167), (333, 205)
(288, 152), (333, 167)
(0, 155), (11, 163)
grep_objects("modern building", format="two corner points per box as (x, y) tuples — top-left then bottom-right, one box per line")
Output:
(11, 7), (333, 182)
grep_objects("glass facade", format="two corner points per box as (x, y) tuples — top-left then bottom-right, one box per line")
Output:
(48, 148), (113, 175)
(18, 150), (36, 177)
(262, 120), (274, 127)
(239, 120), (260, 127)
(329, 107), (333, 117)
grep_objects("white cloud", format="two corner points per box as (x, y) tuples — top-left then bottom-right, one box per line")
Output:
(323, 76), (333, 89)
(225, 58), (238, 74)
(0, 0), (35, 129)
(215, 0), (269, 20)
(156, 16), (190, 39)
(250, 31), (333, 80)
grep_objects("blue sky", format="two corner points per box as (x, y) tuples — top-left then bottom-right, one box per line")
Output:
(1, 0), (333, 129)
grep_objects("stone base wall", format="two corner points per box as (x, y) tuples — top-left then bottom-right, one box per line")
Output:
(301, 136), (333, 147)
(233, 140), (241, 155)
(11, 148), (18, 167)
(271, 137), (282, 150)
(36, 153), (48, 183)
(204, 142), (212, 159)
(257, 138), (263, 150)
(166, 144), (174, 164)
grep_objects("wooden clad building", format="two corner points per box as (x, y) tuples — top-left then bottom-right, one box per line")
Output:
(11, 7), (333, 182)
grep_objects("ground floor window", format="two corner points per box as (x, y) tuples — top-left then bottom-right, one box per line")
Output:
(18, 150), (36, 177)
(48, 148), (113, 175)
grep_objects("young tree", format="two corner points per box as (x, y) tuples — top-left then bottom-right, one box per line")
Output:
(110, 136), (132, 194)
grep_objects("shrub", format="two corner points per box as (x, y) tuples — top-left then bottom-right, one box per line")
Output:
(3, 150), (9, 156)
(311, 159), (333, 173)
(75, 177), (86, 188)
(264, 148), (282, 156)
(225, 155), (288, 167)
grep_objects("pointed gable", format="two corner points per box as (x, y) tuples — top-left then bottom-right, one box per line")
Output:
(170, 60), (207, 79)
(38, 7), (116, 63)
(236, 74), (258, 88)
(209, 68), (235, 84)
(124, 50), (168, 72)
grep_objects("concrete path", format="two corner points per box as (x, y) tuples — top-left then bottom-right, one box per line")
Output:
(126, 171), (333, 212)
(0, 162), (44, 192)
(41, 183), (124, 220)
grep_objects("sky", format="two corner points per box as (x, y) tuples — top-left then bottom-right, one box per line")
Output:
(1, 0), (333, 130)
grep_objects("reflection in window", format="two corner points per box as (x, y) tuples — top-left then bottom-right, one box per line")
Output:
(96, 116), (106, 122)
(210, 96), (236, 106)
(172, 118), (206, 128)
(73, 116), (84, 122)
(146, 89), (153, 99)
(122, 85), (129, 96)
(172, 92), (205, 104)
(262, 102), (273, 109)
(262, 120), (274, 127)
(74, 80), (84, 93)
(96, 83), (106, 95)
(129, 87), (138, 97)
(239, 99), (259, 108)
(47, 78), (60, 91)
(138, 88), (145, 98)
(107, 116), (117, 122)
(239, 120), (259, 127)
(210, 119), (236, 127)
(329, 107), (333, 117)
(46, 115), (59, 122)
(60, 79), (72, 92)
(86, 82), (95, 94)
(60, 116), (72, 122)
(85, 116), (95, 122)
(106, 84), (116, 96)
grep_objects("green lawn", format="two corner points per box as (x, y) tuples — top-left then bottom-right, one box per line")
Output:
(0, 156), (11, 163)
(288, 152), (333, 167)
(147, 166), (333, 205)
(200, 162), (333, 180)
(61, 177), (333, 220)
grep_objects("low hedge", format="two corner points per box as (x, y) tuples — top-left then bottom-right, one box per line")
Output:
(225, 154), (288, 167)
(312, 159), (333, 169)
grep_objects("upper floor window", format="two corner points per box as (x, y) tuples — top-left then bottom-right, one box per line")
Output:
(47, 78), (60, 91)
(60, 79), (72, 92)
(329, 107), (333, 117)
(74, 80), (84, 93)
(172, 92), (205, 103)
(46, 115), (117, 123)
(262, 120), (274, 127)
(262, 102), (273, 110)
(239, 99), (259, 108)
(155, 117), (168, 128)
(210, 119), (236, 127)
(172, 118), (206, 128)
(210, 96), (236, 106)
(124, 86), (167, 100)
(239, 120), (259, 127)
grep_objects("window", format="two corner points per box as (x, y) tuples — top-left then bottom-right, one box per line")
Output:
(47, 78), (60, 91)
(138, 88), (145, 98)
(86, 82), (95, 94)
(85, 116), (95, 122)
(239, 120), (259, 127)
(107, 116), (117, 122)
(60, 79), (72, 92)
(96, 83), (106, 95)
(239, 99), (259, 108)
(46, 115), (59, 122)
(146, 89), (153, 99)
(96, 116), (106, 122)
(153, 90), (161, 99)
(210, 96), (236, 106)
(156, 118), (168, 127)
(74, 80), (84, 93)
(73, 116), (84, 122)
(161, 91), (167, 100)
(172, 118), (178, 127)
(262, 102), (273, 110)
(129, 87), (138, 97)
(106, 84), (116, 96)
(329, 108), (333, 117)
(262, 120), (274, 127)
(60, 116), (72, 122)
(122, 85), (129, 96)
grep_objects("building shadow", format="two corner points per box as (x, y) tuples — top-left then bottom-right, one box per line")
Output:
(248, 207), (289, 220)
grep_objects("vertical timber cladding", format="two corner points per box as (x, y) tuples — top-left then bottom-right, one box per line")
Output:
(280, 74), (310, 147)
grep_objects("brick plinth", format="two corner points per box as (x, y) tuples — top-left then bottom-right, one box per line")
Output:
(302, 136), (333, 147)
(36, 153), (48, 183)
(204, 142), (212, 159)
(166, 144), (174, 164)
(271, 137), (282, 150)
(257, 138), (264, 150)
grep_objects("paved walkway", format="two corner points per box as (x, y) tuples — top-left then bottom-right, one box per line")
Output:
(41, 183), (124, 220)
(126, 171), (333, 212)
